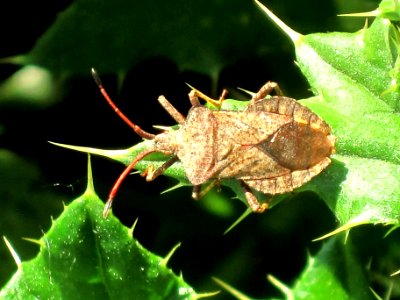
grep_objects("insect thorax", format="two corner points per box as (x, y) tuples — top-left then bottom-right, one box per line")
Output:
(154, 130), (179, 155)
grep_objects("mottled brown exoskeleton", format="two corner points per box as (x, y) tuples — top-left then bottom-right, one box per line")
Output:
(91, 69), (335, 217)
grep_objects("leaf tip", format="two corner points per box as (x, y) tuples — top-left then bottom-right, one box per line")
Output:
(384, 224), (400, 237)
(212, 277), (249, 299)
(85, 154), (95, 193)
(161, 182), (188, 194)
(161, 242), (181, 267)
(267, 274), (294, 300)
(49, 141), (131, 163)
(192, 290), (221, 299)
(223, 208), (252, 235)
(128, 218), (139, 236)
(236, 87), (255, 97)
(3, 236), (22, 268)
(21, 237), (42, 246)
(391, 269), (400, 276)
(254, 0), (302, 43)
(337, 10), (379, 18)
(0, 54), (28, 65)
(312, 220), (369, 241)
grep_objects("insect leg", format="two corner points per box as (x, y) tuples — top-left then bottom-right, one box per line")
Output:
(251, 81), (283, 103)
(141, 156), (179, 181)
(191, 185), (201, 199)
(191, 179), (220, 200)
(157, 96), (186, 125)
(239, 180), (269, 213)
(187, 84), (228, 108)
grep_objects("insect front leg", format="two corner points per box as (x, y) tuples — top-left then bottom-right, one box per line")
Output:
(141, 156), (179, 181)
(251, 81), (283, 103)
(158, 96), (186, 124)
(239, 180), (269, 213)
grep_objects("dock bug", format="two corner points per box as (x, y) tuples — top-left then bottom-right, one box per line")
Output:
(91, 69), (335, 217)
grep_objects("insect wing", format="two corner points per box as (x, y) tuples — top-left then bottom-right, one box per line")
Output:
(244, 156), (331, 194)
(176, 107), (216, 185)
(212, 110), (292, 179)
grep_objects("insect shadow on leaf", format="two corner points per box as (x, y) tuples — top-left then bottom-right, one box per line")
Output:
(91, 69), (335, 218)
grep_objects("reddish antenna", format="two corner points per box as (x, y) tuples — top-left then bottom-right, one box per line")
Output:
(103, 148), (156, 217)
(91, 68), (157, 217)
(91, 68), (155, 140)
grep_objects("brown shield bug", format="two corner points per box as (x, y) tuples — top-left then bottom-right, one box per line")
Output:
(91, 69), (335, 217)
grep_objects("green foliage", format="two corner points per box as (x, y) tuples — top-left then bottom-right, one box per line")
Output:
(58, 0), (400, 234)
(290, 235), (370, 300)
(1, 160), (200, 299)
(14, 0), (281, 78)
(1, 0), (400, 299)
(261, 1), (400, 234)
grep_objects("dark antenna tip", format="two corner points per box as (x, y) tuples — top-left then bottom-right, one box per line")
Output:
(91, 68), (102, 87)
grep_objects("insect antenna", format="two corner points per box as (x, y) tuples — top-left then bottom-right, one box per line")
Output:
(91, 68), (155, 140)
(91, 68), (159, 217)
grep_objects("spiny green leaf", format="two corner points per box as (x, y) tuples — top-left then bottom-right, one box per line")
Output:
(215, 234), (374, 299)
(338, 0), (400, 21)
(50, 140), (188, 183)
(299, 155), (400, 227)
(288, 235), (372, 300)
(0, 160), (199, 299)
(13, 0), (275, 78)
(0, 149), (66, 286)
(255, 0), (400, 233)
(53, 0), (400, 234)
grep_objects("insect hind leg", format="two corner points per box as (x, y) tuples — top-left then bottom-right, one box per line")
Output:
(251, 81), (283, 103)
(191, 180), (220, 200)
(239, 180), (269, 213)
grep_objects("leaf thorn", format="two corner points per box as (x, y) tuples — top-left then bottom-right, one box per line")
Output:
(254, 0), (302, 43)
(3, 237), (22, 268)
(128, 218), (139, 237)
(161, 242), (181, 267)
(267, 274), (294, 300)
(212, 277), (250, 300)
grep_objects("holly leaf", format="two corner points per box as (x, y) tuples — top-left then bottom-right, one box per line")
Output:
(9, 0), (276, 77)
(0, 149), (66, 286)
(214, 235), (373, 299)
(49, 0), (400, 236)
(267, 235), (373, 300)
(0, 158), (206, 299)
(2, 0), (285, 106)
(254, 0), (400, 235)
